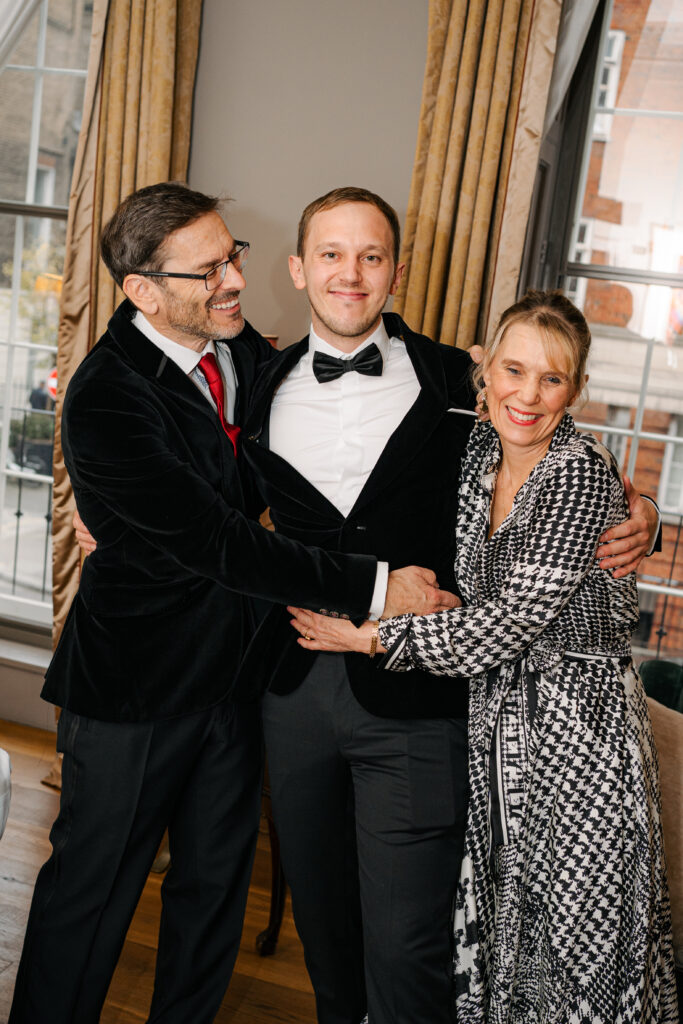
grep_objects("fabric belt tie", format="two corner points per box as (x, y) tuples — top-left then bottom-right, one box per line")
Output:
(198, 353), (240, 455)
(312, 342), (383, 383)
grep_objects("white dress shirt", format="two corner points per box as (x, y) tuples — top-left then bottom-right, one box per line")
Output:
(269, 320), (422, 618)
(132, 310), (238, 421)
(133, 310), (392, 617)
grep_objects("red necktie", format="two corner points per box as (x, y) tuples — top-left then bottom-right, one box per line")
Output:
(198, 353), (240, 456)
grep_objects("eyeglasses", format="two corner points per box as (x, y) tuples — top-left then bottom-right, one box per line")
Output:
(135, 242), (250, 291)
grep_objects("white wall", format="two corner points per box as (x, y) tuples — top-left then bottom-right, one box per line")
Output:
(189, 0), (429, 344)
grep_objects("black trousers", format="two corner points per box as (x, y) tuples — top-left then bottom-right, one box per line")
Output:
(9, 699), (262, 1024)
(262, 654), (468, 1024)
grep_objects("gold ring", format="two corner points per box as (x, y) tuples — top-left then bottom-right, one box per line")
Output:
(304, 633), (311, 641)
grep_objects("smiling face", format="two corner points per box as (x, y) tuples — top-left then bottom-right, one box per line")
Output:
(485, 322), (577, 461)
(288, 201), (405, 352)
(124, 211), (246, 350)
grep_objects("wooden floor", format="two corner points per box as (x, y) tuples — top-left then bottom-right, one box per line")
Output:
(0, 719), (316, 1023)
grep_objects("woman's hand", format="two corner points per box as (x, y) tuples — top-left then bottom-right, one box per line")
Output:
(287, 608), (386, 655)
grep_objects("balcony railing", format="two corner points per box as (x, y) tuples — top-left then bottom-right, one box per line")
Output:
(0, 406), (54, 625)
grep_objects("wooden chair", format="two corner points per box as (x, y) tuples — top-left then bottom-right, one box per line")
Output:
(256, 763), (287, 956)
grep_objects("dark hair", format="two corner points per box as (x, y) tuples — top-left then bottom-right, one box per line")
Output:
(475, 289), (592, 402)
(297, 186), (401, 266)
(100, 182), (222, 288)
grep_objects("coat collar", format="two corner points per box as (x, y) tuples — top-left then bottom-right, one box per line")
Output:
(104, 299), (260, 428)
(244, 312), (450, 517)
(353, 313), (449, 513)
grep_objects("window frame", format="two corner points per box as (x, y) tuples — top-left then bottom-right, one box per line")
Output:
(0, 0), (87, 628)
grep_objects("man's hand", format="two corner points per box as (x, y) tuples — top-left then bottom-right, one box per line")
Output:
(73, 508), (97, 556)
(596, 475), (658, 578)
(382, 566), (460, 618)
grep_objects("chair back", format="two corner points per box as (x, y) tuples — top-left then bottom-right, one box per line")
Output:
(638, 659), (683, 713)
(0, 748), (10, 839)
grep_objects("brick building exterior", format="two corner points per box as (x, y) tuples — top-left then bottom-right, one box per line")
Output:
(576, 0), (683, 658)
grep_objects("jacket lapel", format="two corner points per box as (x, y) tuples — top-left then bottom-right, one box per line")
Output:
(349, 317), (447, 515)
(243, 339), (307, 441)
(106, 300), (230, 437)
(243, 338), (343, 518)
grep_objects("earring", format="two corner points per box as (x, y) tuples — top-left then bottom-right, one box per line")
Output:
(478, 387), (488, 413)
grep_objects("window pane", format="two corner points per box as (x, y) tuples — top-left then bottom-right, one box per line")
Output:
(574, 277), (683, 496)
(38, 75), (86, 206)
(635, 587), (683, 663)
(0, 214), (17, 336)
(582, 277), (683, 349)
(0, 70), (36, 202)
(584, 113), (683, 275)
(617, 11), (683, 115)
(7, 407), (55, 476)
(0, 213), (63, 352)
(577, 5), (683, 275)
(0, 476), (53, 603)
(45, 0), (93, 70)
(4, 5), (41, 65)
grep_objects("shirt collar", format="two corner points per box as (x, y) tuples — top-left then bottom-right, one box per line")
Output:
(308, 319), (392, 363)
(132, 310), (215, 374)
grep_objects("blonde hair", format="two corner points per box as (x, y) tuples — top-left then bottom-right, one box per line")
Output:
(474, 290), (591, 406)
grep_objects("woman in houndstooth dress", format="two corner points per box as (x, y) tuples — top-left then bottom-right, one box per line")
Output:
(290, 291), (678, 1023)
(380, 410), (677, 1022)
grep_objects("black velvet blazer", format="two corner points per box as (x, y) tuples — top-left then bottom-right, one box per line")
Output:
(43, 302), (378, 722)
(237, 312), (476, 719)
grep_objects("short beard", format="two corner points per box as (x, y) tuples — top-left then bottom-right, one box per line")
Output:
(308, 296), (380, 342)
(163, 287), (244, 342)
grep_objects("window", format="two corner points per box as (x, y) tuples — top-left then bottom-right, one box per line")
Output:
(0, 0), (91, 626)
(566, 217), (594, 309)
(559, 2), (683, 659)
(602, 405), (630, 469)
(593, 30), (625, 141)
(659, 417), (683, 515)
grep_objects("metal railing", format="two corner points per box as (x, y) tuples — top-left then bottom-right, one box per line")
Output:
(0, 406), (54, 620)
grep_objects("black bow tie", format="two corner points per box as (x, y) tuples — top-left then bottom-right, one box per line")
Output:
(312, 343), (384, 383)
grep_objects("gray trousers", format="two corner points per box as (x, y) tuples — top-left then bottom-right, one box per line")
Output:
(262, 653), (468, 1024)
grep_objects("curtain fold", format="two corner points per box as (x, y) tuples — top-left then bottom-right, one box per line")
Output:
(394, 0), (561, 350)
(52, 0), (203, 644)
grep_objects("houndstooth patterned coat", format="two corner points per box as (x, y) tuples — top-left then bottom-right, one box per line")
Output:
(379, 414), (678, 1023)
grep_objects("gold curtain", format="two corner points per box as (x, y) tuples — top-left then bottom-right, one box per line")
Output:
(394, 0), (561, 349)
(52, 0), (203, 644)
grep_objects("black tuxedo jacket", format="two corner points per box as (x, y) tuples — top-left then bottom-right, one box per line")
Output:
(43, 301), (378, 722)
(238, 312), (476, 718)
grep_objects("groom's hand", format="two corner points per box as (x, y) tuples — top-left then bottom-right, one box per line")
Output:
(596, 476), (658, 577)
(382, 566), (460, 618)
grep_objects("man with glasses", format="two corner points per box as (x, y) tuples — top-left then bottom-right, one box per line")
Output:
(8, 182), (452, 1024)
